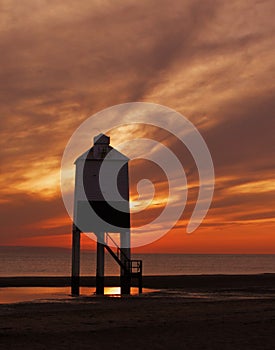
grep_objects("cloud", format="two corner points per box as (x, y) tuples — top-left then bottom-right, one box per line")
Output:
(0, 0), (275, 250)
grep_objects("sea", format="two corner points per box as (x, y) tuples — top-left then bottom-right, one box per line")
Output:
(1, 246), (275, 276)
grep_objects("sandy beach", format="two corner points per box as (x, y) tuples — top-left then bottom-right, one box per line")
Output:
(1, 275), (275, 349)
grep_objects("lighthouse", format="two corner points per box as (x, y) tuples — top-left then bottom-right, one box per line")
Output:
(71, 133), (142, 295)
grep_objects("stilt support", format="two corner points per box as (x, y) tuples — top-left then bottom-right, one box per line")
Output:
(96, 232), (105, 295)
(71, 223), (81, 296)
(120, 231), (131, 295)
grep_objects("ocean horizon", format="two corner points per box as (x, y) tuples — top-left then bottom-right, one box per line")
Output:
(1, 246), (275, 277)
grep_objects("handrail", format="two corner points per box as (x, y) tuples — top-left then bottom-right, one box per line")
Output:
(105, 233), (130, 262)
(104, 244), (125, 268)
(104, 233), (142, 276)
(102, 232), (143, 293)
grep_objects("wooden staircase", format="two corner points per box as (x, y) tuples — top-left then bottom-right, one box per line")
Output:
(104, 233), (143, 293)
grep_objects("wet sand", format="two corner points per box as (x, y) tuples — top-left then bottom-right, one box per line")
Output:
(1, 273), (275, 290)
(1, 275), (275, 349)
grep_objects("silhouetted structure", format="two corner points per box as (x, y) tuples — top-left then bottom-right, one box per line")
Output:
(71, 134), (142, 295)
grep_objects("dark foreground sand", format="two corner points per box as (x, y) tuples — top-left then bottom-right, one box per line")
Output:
(1, 275), (275, 350)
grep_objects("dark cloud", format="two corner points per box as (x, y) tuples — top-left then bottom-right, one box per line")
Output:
(0, 193), (70, 244)
(204, 93), (275, 173)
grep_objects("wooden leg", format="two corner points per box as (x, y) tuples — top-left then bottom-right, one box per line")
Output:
(96, 232), (105, 295)
(71, 224), (81, 296)
(120, 231), (131, 295)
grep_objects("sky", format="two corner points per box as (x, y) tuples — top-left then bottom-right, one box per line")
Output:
(0, 0), (275, 253)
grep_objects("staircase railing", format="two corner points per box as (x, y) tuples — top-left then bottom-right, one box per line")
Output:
(105, 233), (142, 275)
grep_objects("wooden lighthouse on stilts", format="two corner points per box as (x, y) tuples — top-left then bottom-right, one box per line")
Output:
(71, 134), (142, 296)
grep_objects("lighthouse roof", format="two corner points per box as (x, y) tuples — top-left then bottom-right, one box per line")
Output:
(94, 133), (110, 144)
(74, 134), (129, 163)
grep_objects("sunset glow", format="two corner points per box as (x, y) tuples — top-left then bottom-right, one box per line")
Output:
(1, 0), (274, 253)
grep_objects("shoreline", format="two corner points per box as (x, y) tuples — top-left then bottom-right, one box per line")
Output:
(1, 273), (275, 291)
